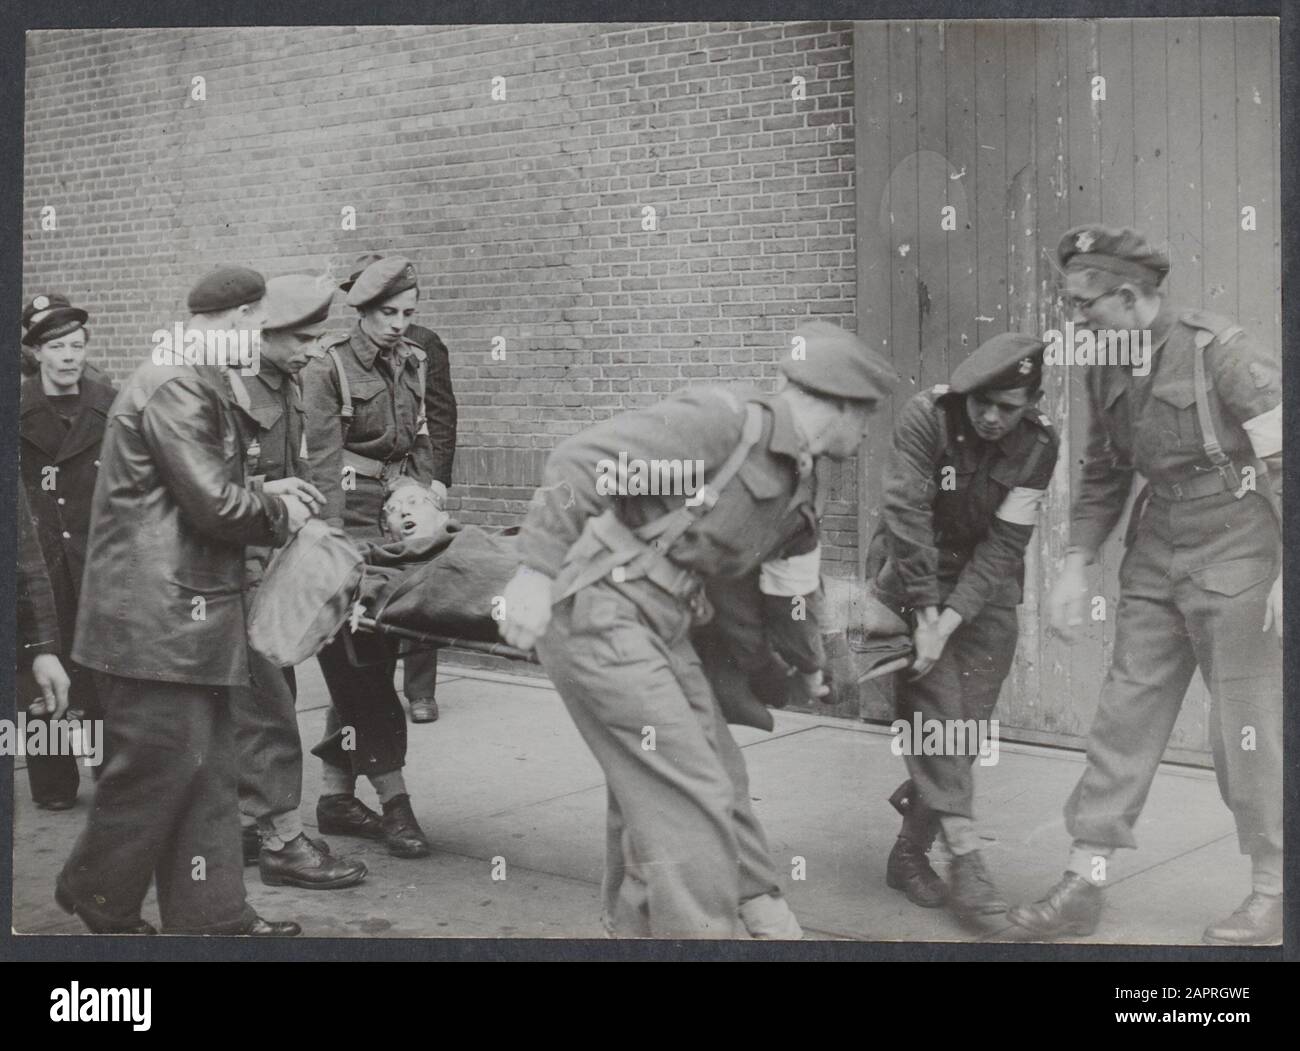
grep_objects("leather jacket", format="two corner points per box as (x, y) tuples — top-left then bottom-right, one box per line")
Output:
(72, 359), (289, 687)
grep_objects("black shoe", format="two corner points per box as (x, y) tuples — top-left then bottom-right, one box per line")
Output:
(242, 825), (262, 866)
(948, 850), (1008, 917)
(409, 697), (439, 723)
(1202, 892), (1282, 945)
(381, 794), (431, 859)
(35, 796), (77, 811)
(886, 836), (947, 908)
(316, 794), (385, 840)
(243, 915), (302, 937)
(55, 883), (157, 935)
(1007, 871), (1103, 937)
(259, 833), (368, 890)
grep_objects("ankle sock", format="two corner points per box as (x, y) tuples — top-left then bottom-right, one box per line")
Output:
(321, 764), (355, 797)
(939, 815), (981, 856)
(1251, 849), (1283, 897)
(1067, 842), (1114, 886)
(371, 770), (408, 806)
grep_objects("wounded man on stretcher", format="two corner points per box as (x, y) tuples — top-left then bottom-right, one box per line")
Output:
(250, 477), (849, 727)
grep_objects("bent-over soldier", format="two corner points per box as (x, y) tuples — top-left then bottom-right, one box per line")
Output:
(501, 322), (896, 938)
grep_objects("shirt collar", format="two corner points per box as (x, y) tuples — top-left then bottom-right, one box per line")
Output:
(349, 322), (383, 369)
(767, 395), (808, 462)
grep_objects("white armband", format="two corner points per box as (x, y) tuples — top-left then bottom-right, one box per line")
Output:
(995, 486), (1046, 526)
(759, 546), (821, 597)
(1243, 404), (1282, 459)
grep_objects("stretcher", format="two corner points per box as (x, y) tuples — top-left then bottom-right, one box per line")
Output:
(337, 522), (539, 668)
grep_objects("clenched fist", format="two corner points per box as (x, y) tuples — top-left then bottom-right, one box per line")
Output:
(499, 566), (555, 651)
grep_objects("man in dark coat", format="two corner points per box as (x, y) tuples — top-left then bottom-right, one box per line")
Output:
(18, 293), (115, 808)
(57, 266), (314, 936)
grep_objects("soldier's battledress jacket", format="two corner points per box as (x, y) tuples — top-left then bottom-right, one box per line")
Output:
(867, 385), (1059, 621)
(229, 361), (308, 587)
(519, 386), (821, 584)
(300, 322), (434, 527)
(1070, 305), (1282, 558)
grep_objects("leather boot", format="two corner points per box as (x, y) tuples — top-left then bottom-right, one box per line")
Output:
(55, 883), (157, 935)
(1007, 871), (1103, 937)
(408, 697), (439, 723)
(381, 793), (431, 858)
(259, 833), (368, 890)
(948, 850), (1008, 917)
(884, 781), (946, 907)
(316, 793), (385, 840)
(886, 837), (947, 908)
(1202, 892), (1282, 945)
(243, 915), (302, 937)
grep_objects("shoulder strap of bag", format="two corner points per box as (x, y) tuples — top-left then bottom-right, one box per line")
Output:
(326, 346), (355, 442)
(1191, 327), (1230, 470)
(636, 400), (766, 551)
(552, 400), (766, 603)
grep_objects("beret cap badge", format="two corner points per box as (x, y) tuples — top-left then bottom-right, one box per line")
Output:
(1075, 231), (1096, 253)
(32, 295), (49, 311)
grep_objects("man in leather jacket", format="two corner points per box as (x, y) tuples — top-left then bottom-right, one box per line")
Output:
(56, 267), (316, 936)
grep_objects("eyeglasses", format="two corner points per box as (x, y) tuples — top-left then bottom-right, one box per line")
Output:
(1057, 289), (1120, 313)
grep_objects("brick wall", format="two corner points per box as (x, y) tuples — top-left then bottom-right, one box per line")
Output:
(23, 21), (861, 574)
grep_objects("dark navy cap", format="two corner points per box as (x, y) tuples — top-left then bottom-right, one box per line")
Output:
(950, 332), (1046, 394)
(22, 293), (88, 347)
(187, 266), (267, 314)
(345, 256), (418, 309)
(779, 321), (898, 405)
(1057, 225), (1170, 286)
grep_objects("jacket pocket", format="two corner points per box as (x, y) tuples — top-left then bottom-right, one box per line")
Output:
(1187, 557), (1275, 597)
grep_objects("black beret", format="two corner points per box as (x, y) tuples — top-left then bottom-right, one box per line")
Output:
(22, 292), (88, 347)
(1057, 225), (1170, 286)
(339, 252), (385, 293)
(187, 266), (267, 314)
(346, 256), (418, 309)
(949, 332), (1046, 394)
(779, 321), (898, 405)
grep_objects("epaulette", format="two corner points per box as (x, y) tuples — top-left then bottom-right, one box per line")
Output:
(1180, 309), (1244, 348)
(400, 337), (427, 361)
(321, 332), (350, 350)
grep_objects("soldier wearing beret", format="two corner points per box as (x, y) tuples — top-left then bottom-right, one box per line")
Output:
(57, 267), (309, 936)
(229, 274), (367, 891)
(17, 293), (116, 809)
(501, 321), (896, 937)
(1008, 226), (1283, 944)
(300, 256), (433, 859)
(340, 253), (459, 725)
(865, 333), (1058, 919)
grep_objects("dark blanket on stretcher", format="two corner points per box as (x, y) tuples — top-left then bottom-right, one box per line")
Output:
(359, 523), (520, 642)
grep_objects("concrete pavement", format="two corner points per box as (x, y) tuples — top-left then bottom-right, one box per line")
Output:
(11, 658), (1252, 942)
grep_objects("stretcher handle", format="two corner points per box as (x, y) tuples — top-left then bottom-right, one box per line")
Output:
(853, 656), (911, 685)
(354, 616), (539, 664)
